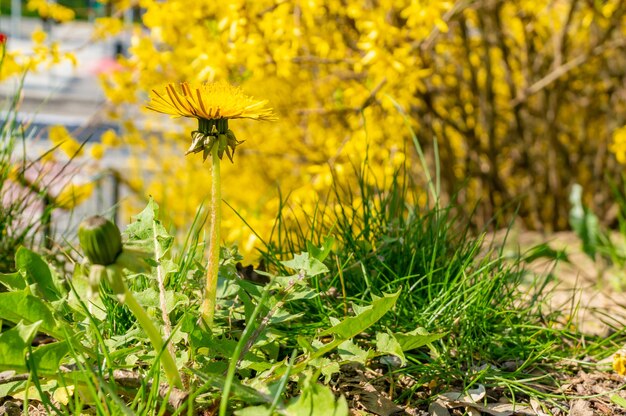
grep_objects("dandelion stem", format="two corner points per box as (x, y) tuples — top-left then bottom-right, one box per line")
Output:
(201, 144), (221, 326)
(153, 217), (174, 357)
(121, 288), (183, 388)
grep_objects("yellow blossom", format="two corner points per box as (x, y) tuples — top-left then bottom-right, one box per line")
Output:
(27, 0), (75, 22)
(55, 182), (94, 210)
(146, 81), (276, 121)
(610, 126), (626, 165)
(101, 129), (121, 147)
(91, 143), (105, 160)
(93, 17), (124, 40)
(614, 352), (626, 376)
(31, 28), (47, 45)
(49, 126), (83, 158)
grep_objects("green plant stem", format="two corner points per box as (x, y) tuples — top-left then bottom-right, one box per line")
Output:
(122, 288), (183, 388)
(220, 287), (271, 416)
(201, 144), (221, 326)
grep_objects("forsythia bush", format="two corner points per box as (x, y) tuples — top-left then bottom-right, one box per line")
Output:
(95, 0), (626, 252)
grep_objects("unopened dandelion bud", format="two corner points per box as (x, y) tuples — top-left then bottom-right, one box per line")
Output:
(78, 216), (122, 266)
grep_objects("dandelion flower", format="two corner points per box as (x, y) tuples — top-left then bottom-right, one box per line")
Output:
(146, 81), (276, 162)
(146, 81), (276, 122)
(146, 80), (276, 326)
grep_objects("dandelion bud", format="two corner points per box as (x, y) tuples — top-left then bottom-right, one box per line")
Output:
(78, 216), (122, 266)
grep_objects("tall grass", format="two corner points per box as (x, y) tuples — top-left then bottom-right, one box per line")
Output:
(0, 73), (58, 272)
(253, 116), (590, 397)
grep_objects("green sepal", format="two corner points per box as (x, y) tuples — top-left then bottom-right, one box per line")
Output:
(78, 216), (122, 266)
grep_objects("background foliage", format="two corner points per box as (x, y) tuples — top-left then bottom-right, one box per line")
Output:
(87, 0), (626, 253)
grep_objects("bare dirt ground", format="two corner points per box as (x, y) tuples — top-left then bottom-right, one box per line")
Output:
(495, 230), (626, 337)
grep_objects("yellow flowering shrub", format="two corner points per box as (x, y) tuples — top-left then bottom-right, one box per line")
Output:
(55, 182), (95, 210)
(48, 126), (84, 158)
(0, 15), (77, 81)
(27, 0), (75, 22)
(611, 127), (626, 165)
(96, 0), (626, 253)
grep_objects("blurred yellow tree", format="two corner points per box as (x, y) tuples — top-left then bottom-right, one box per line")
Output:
(98, 0), (626, 254)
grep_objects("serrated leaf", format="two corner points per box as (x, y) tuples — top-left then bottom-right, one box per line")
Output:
(309, 357), (341, 383)
(0, 271), (26, 291)
(133, 288), (188, 312)
(0, 289), (72, 340)
(306, 237), (335, 262)
(337, 339), (371, 364)
(319, 290), (401, 339)
(15, 247), (61, 301)
(394, 327), (446, 351)
(0, 321), (41, 372)
(67, 266), (106, 321)
(286, 377), (348, 416)
(125, 199), (174, 255)
(30, 340), (70, 374)
(375, 332), (406, 366)
(281, 253), (328, 277)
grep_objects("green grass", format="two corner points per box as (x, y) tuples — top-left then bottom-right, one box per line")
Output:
(248, 115), (621, 408)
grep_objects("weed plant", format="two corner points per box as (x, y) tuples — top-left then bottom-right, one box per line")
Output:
(0, 76), (58, 273)
(256, 140), (592, 401)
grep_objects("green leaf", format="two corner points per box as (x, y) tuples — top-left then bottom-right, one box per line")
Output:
(237, 375), (348, 416)
(375, 332), (405, 366)
(15, 247), (60, 301)
(523, 243), (570, 263)
(394, 327), (446, 351)
(569, 184), (602, 260)
(282, 253), (329, 277)
(0, 271), (26, 291)
(308, 357), (341, 382)
(0, 289), (72, 339)
(125, 199), (174, 256)
(29, 340), (70, 374)
(318, 290), (401, 339)
(611, 394), (626, 409)
(236, 406), (272, 416)
(134, 288), (188, 312)
(306, 237), (335, 262)
(336, 339), (371, 364)
(0, 321), (41, 372)
(286, 376), (348, 416)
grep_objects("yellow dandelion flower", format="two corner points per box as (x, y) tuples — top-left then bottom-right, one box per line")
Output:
(147, 81), (276, 162)
(146, 81), (277, 122)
